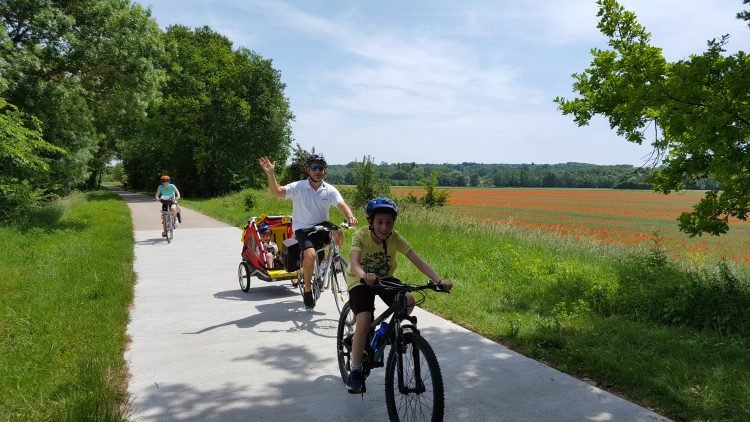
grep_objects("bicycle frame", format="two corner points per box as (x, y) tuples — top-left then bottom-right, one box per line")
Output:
(315, 237), (345, 288)
(160, 198), (176, 242)
(297, 222), (351, 311)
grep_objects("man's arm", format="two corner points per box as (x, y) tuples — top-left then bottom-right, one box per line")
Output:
(259, 156), (287, 198)
(336, 201), (358, 226)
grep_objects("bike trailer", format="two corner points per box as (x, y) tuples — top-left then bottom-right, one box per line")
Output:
(240, 214), (297, 282)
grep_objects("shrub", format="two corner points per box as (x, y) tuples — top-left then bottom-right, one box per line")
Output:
(419, 171), (449, 208)
(352, 155), (389, 208)
(243, 190), (255, 210)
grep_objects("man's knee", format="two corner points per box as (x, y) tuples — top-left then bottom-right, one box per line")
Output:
(302, 247), (316, 261)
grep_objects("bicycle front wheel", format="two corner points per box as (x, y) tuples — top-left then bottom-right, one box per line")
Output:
(330, 256), (349, 314)
(336, 301), (356, 383)
(385, 331), (444, 422)
(166, 214), (174, 243)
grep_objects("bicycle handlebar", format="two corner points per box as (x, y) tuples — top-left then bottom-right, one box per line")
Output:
(309, 221), (352, 234)
(361, 278), (450, 293)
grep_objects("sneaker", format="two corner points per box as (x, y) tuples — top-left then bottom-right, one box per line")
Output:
(303, 291), (315, 308)
(177, 213), (182, 223)
(346, 369), (363, 394)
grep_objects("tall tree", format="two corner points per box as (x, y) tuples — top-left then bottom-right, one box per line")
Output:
(0, 0), (163, 192)
(555, 0), (750, 236)
(124, 25), (293, 196)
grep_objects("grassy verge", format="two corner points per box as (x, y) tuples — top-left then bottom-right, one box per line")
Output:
(182, 188), (749, 421)
(0, 190), (134, 421)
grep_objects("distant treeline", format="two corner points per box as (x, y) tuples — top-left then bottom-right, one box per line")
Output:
(325, 162), (720, 190)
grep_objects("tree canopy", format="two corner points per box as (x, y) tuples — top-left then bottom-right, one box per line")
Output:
(121, 25), (293, 196)
(1, 1), (294, 213)
(555, 0), (750, 236)
(0, 0), (163, 193)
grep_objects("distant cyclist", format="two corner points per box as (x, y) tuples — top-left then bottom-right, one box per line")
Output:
(155, 175), (182, 237)
(344, 197), (453, 393)
(259, 153), (357, 309)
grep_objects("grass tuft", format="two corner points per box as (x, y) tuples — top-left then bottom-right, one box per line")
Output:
(0, 190), (134, 421)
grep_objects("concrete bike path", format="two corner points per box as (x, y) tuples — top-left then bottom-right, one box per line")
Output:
(114, 187), (670, 421)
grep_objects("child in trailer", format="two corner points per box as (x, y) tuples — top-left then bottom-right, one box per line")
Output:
(343, 197), (454, 394)
(258, 223), (281, 269)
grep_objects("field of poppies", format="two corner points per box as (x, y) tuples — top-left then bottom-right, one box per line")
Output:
(393, 187), (750, 266)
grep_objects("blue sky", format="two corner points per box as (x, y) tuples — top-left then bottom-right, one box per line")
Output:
(139, 0), (750, 165)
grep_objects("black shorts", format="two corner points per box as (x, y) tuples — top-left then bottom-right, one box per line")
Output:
(348, 277), (401, 315)
(160, 200), (175, 211)
(294, 222), (333, 252)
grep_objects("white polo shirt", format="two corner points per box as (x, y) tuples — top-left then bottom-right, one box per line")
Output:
(284, 179), (344, 231)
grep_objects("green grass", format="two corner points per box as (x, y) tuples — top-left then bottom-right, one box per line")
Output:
(0, 190), (134, 421)
(183, 188), (750, 421)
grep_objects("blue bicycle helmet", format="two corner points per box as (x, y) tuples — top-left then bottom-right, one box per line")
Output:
(257, 223), (271, 233)
(366, 197), (398, 218)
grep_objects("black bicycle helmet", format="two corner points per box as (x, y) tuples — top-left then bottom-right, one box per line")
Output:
(366, 197), (398, 218)
(306, 153), (327, 167)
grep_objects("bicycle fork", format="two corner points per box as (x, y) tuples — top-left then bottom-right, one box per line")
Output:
(395, 321), (427, 395)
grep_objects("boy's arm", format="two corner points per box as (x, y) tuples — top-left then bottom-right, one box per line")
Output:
(405, 250), (453, 291)
(259, 156), (286, 198)
(350, 250), (377, 285)
(174, 186), (182, 199)
(154, 187), (160, 200)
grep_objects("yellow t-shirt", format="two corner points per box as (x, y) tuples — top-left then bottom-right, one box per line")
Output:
(345, 227), (413, 288)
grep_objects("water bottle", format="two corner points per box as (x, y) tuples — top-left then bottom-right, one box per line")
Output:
(371, 322), (388, 349)
(319, 260), (328, 277)
(371, 322), (389, 361)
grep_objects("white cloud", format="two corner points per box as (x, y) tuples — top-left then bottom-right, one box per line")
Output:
(141, 0), (748, 165)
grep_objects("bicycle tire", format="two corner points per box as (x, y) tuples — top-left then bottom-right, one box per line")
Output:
(385, 331), (444, 422)
(336, 301), (356, 383)
(238, 262), (251, 292)
(330, 256), (349, 314)
(311, 258), (321, 304)
(165, 212), (173, 243)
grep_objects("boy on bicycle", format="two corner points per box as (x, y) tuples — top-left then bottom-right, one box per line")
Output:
(259, 153), (357, 309)
(344, 197), (453, 393)
(155, 175), (182, 237)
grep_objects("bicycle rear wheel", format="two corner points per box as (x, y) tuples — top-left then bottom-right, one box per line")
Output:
(330, 256), (349, 314)
(385, 331), (444, 422)
(336, 302), (356, 383)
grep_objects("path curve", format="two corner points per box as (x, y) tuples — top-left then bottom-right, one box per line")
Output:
(113, 186), (670, 421)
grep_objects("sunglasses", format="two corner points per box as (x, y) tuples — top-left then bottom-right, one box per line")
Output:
(162, 180), (170, 183)
(308, 165), (325, 171)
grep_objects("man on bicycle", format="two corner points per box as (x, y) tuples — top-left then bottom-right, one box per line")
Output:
(155, 175), (182, 237)
(259, 153), (357, 309)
